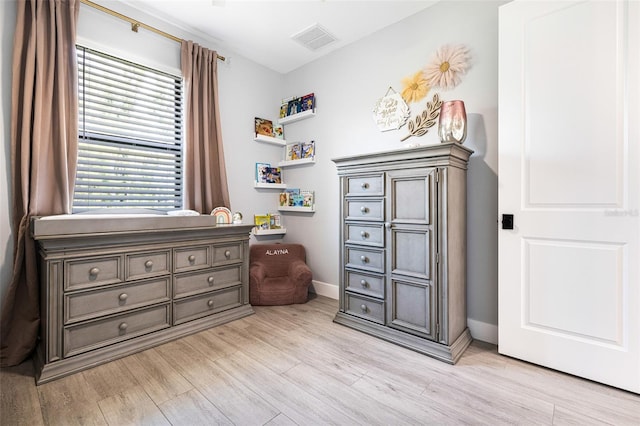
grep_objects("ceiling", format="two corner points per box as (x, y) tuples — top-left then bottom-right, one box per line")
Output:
(119, 0), (438, 74)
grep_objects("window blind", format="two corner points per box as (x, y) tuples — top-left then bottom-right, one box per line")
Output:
(74, 46), (183, 211)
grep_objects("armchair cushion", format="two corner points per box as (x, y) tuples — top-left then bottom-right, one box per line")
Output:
(249, 243), (312, 305)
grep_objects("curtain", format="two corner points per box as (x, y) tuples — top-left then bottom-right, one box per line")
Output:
(0, 0), (79, 367)
(181, 40), (230, 213)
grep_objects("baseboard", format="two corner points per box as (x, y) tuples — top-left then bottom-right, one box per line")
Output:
(467, 318), (498, 345)
(309, 280), (339, 300)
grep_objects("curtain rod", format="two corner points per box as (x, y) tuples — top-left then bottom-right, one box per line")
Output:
(79, 0), (225, 61)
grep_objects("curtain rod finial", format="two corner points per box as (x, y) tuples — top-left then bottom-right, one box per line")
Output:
(131, 22), (140, 33)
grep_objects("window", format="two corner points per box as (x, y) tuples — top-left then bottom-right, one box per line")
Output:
(74, 46), (183, 211)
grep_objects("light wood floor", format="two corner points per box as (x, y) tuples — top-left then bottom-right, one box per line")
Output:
(1, 295), (639, 425)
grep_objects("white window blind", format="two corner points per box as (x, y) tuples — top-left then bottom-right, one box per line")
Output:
(74, 46), (183, 211)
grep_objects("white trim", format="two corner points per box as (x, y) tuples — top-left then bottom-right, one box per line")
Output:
(309, 280), (338, 300)
(467, 318), (498, 345)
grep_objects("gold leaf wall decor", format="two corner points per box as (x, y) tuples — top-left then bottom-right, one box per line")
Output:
(400, 93), (442, 142)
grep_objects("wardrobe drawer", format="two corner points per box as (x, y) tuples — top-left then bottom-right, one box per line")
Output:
(65, 256), (122, 291)
(345, 246), (384, 274)
(345, 223), (384, 247)
(174, 265), (242, 299)
(174, 245), (210, 272)
(125, 250), (170, 281)
(345, 270), (384, 299)
(345, 199), (384, 222)
(173, 286), (242, 325)
(64, 277), (170, 324)
(212, 241), (243, 266)
(63, 304), (170, 357)
(346, 173), (384, 196)
(345, 293), (385, 324)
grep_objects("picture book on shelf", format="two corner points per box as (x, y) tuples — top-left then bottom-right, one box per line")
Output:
(255, 117), (274, 137)
(301, 190), (315, 208)
(279, 192), (290, 207)
(254, 214), (271, 230)
(286, 143), (302, 161)
(284, 188), (300, 195)
(269, 213), (282, 229)
(286, 98), (301, 116)
(301, 140), (315, 159)
(273, 124), (284, 139)
(291, 194), (304, 207)
(300, 93), (315, 112)
(255, 162), (270, 183)
(265, 167), (282, 184)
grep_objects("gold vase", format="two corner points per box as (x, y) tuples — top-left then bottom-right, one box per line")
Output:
(438, 100), (467, 144)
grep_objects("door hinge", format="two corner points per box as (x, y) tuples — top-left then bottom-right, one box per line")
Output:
(436, 252), (440, 263)
(435, 169), (439, 182)
(436, 323), (440, 335)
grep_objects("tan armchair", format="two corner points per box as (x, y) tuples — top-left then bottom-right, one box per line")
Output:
(249, 243), (312, 305)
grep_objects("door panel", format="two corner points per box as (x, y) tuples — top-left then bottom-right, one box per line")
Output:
(499, 0), (639, 393)
(387, 278), (436, 340)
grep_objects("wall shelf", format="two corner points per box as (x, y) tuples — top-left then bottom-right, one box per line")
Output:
(278, 206), (315, 213)
(278, 109), (315, 125)
(278, 157), (316, 168)
(252, 227), (286, 236)
(254, 182), (287, 189)
(254, 134), (286, 146)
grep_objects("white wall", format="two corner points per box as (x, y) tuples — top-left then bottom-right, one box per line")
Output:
(1, 0), (503, 342)
(282, 0), (504, 342)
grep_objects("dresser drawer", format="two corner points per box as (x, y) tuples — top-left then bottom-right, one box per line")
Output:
(125, 250), (170, 281)
(174, 245), (210, 272)
(345, 199), (384, 222)
(173, 286), (242, 325)
(64, 277), (170, 324)
(65, 256), (122, 291)
(346, 246), (385, 273)
(345, 270), (384, 299)
(212, 241), (243, 266)
(345, 223), (384, 247)
(345, 293), (385, 324)
(346, 173), (384, 196)
(174, 265), (242, 298)
(63, 304), (170, 357)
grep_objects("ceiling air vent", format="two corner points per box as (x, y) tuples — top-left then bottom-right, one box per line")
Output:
(291, 24), (337, 51)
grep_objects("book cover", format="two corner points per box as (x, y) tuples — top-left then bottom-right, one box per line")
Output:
(279, 102), (288, 118)
(273, 124), (284, 139)
(269, 213), (282, 229)
(301, 140), (315, 159)
(255, 117), (274, 137)
(301, 190), (314, 208)
(264, 167), (282, 184)
(254, 214), (271, 230)
(278, 192), (290, 207)
(292, 194), (304, 207)
(255, 162), (270, 183)
(286, 97), (301, 116)
(284, 188), (300, 195)
(300, 93), (315, 112)
(286, 143), (301, 161)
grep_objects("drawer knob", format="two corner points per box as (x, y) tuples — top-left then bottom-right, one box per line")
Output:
(360, 231), (369, 239)
(360, 280), (369, 288)
(118, 322), (128, 331)
(360, 304), (368, 312)
(207, 300), (214, 307)
(89, 267), (100, 276)
(224, 250), (231, 258)
(188, 255), (196, 262)
(360, 255), (369, 263)
(207, 276), (214, 284)
(118, 293), (128, 301)
(144, 260), (153, 268)
(360, 206), (369, 214)
(361, 182), (369, 189)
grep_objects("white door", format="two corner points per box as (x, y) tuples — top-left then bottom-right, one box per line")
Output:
(498, 0), (639, 393)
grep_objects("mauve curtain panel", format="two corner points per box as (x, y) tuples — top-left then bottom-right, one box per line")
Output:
(1, 0), (79, 367)
(181, 40), (230, 214)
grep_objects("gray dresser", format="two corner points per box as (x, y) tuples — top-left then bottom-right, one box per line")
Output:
(333, 143), (473, 363)
(31, 215), (254, 384)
